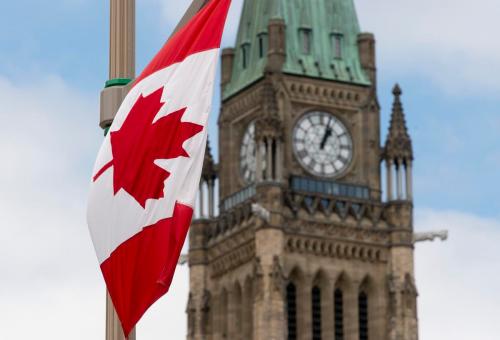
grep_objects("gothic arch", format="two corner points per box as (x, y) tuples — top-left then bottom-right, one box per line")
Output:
(287, 266), (304, 283)
(359, 274), (375, 295)
(334, 271), (351, 291)
(312, 269), (330, 289)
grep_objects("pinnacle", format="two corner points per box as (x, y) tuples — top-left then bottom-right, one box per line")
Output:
(205, 139), (214, 164)
(203, 140), (217, 178)
(392, 83), (402, 97)
(384, 84), (413, 160)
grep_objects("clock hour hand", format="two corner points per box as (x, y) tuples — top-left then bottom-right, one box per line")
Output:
(320, 118), (333, 150)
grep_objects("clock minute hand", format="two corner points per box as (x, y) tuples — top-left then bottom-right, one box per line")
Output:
(320, 118), (333, 150)
(320, 127), (332, 150)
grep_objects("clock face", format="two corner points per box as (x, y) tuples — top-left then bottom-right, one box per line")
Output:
(293, 111), (353, 178)
(240, 122), (257, 183)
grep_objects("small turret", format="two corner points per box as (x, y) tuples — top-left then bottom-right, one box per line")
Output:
(266, 18), (286, 73)
(221, 48), (235, 88)
(383, 84), (414, 201)
(357, 32), (376, 86)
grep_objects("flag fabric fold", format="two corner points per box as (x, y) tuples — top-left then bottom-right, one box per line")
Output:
(87, 0), (231, 336)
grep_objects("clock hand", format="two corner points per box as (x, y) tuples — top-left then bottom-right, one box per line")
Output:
(320, 129), (332, 150)
(320, 118), (333, 150)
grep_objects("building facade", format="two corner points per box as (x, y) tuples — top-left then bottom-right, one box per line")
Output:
(187, 0), (418, 339)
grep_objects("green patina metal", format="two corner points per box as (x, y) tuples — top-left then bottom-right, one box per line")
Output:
(103, 78), (133, 135)
(105, 78), (133, 88)
(223, 0), (370, 100)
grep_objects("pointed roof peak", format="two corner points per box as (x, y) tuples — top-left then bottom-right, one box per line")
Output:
(202, 139), (217, 179)
(384, 84), (413, 160)
(392, 83), (402, 97)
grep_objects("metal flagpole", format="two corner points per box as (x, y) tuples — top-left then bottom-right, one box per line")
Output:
(99, 0), (211, 339)
(103, 0), (136, 337)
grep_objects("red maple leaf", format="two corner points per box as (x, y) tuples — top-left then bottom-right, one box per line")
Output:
(94, 87), (203, 208)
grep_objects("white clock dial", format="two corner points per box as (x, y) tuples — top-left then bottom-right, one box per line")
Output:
(293, 111), (353, 178)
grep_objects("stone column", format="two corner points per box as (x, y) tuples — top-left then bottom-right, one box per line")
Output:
(253, 230), (286, 340)
(322, 283), (334, 340)
(406, 160), (413, 201)
(386, 160), (393, 201)
(344, 284), (359, 340)
(297, 276), (312, 340)
(256, 140), (263, 182)
(242, 280), (253, 340)
(208, 178), (215, 217)
(267, 139), (273, 180)
(396, 159), (403, 200)
(276, 140), (283, 181)
(199, 182), (205, 218)
(227, 288), (242, 340)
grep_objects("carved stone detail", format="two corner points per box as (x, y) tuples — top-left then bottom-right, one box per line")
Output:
(210, 241), (255, 278)
(270, 256), (285, 293)
(253, 257), (264, 300)
(285, 235), (386, 263)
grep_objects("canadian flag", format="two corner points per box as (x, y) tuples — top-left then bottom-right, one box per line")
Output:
(87, 0), (231, 336)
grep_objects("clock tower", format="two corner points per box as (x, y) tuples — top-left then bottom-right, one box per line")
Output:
(188, 0), (418, 339)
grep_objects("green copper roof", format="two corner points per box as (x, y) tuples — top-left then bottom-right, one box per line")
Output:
(223, 0), (371, 100)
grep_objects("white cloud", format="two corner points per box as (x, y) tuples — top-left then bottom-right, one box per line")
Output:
(415, 209), (500, 339)
(159, 0), (500, 95)
(0, 73), (191, 339)
(356, 0), (500, 94)
(0, 75), (104, 339)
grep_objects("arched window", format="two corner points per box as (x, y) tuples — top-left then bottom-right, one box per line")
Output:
(258, 33), (268, 58)
(312, 286), (322, 340)
(299, 28), (312, 54)
(331, 33), (343, 59)
(334, 289), (344, 340)
(241, 43), (250, 69)
(358, 291), (368, 340)
(286, 282), (297, 340)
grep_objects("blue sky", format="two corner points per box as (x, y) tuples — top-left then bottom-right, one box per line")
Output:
(2, 0), (498, 216)
(0, 0), (499, 339)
